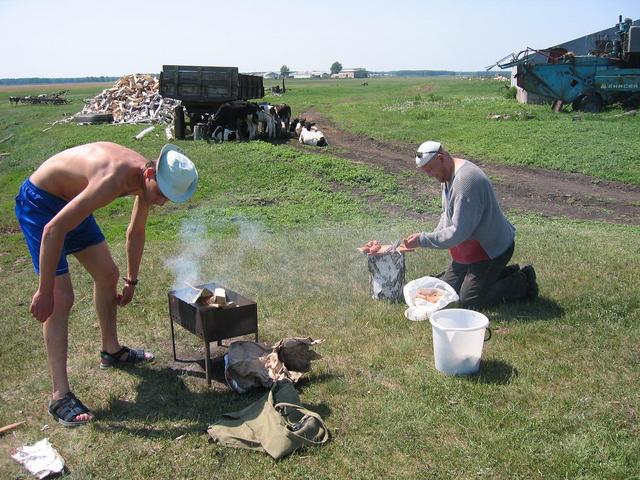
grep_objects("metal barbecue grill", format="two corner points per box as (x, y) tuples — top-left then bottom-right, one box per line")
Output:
(168, 282), (258, 385)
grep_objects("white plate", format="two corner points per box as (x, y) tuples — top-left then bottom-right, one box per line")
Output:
(404, 306), (429, 322)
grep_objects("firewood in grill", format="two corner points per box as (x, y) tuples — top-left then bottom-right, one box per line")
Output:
(196, 288), (214, 304)
(184, 281), (214, 304)
(213, 288), (226, 306)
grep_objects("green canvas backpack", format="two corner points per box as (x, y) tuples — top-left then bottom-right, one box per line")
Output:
(207, 381), (330, 459)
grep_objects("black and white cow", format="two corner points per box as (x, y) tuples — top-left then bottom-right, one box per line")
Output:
(257, 104), (277, 139)
(210, 101), (260, 140)
(291, 117), (309, 136)
(273, 104), (291, 135)
(299, 121), (327, 146)
(211, 125), (238, 142)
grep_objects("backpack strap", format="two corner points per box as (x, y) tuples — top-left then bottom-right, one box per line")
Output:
(274, 401), (330, 445)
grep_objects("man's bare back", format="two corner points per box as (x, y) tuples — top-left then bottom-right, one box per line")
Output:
(30, 142), (148, 202)
(21, 141), (187, 323)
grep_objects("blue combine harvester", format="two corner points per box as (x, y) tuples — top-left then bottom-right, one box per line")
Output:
(494, 16), (640, 112)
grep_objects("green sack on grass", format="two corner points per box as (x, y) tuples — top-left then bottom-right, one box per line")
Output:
(207, 381), (330, 459)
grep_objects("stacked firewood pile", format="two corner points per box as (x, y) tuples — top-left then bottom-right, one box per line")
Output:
(79, 74), (180, 124)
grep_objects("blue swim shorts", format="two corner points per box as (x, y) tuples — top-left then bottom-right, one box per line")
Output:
(15, 178), (105, 275)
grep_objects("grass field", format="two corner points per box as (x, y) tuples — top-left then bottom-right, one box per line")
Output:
(273, 77), (640, 185)
(0, 78), (639, 479)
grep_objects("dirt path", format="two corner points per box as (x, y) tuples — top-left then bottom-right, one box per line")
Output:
(296, 109), (640, 225)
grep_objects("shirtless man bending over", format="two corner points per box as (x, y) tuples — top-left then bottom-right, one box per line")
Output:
(15, 142), (198, 427)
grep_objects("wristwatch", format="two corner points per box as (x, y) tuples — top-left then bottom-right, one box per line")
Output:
(122, 277), (139, 286)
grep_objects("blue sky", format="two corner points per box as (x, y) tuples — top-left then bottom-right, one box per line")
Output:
(0, 0), (638, 77)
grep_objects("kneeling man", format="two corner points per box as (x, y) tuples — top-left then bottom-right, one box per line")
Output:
(403, 141), (537, 308)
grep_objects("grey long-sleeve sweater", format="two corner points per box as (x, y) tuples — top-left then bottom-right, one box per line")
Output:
(419, 160), (515, 260)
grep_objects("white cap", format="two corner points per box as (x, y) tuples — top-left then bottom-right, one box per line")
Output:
(415, 141), (441, 168)
(156, 144), (198, 203)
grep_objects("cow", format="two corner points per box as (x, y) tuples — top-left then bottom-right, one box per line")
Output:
(299, 122), (327, 146)
(273, 104), (292, 135)
(289, 117), (301, 136)
(9, 96), (21, 105)
(210, 101), (260, 140)
(269, 105), (283, 138)
(293, 118), (309, 136)
(293, 118), (318, 137)
(257, 104), (277, 139)
(211, 125), (238, 142)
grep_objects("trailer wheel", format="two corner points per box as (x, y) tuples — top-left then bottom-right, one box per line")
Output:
(174, 106), (185, 139)
(574, 92), (603, 113)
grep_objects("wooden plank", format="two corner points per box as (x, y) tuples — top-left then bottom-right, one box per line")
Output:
(0, 421), (24, 434)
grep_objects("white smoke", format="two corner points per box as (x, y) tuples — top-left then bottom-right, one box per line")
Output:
(164, 218), (211, 291)
(212, 216), (268, 288)
(164, 214), (269, 292)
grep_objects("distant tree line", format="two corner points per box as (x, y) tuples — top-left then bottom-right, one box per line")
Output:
(0, 76), (120, 85)
(379, 70), (501, 77)
(0, 71), (503, 86)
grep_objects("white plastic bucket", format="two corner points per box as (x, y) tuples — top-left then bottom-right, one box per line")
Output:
(429, 309), (489, 376)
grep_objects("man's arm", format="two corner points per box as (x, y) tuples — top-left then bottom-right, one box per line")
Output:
(419, 193), (483, 249)
(404, 189), (484, 251)
(404, 188), (448, 249)
(117, 195), (149, 307)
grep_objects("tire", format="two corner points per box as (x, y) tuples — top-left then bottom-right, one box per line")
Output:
(74, 113), (114, 124)
(571, 97), (582, 111)
(174, 106), (185, 140)
(574, 92), (603, 113)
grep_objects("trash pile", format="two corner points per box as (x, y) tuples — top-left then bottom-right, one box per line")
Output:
(79, 74), (180, 124)
(224, 337), (324, 393)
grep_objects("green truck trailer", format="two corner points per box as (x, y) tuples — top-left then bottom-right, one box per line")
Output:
(159, 65), (264, 139)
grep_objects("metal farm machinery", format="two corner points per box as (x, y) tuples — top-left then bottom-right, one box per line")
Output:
(494, 16), (640, 112)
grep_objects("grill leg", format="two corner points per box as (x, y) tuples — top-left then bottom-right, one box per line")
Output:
(170, 317), (177, 361)
(204, 339), (211, 387)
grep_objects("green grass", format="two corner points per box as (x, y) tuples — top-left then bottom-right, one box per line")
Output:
(267, 77), (640, 185)
(0, 80), (639, 479)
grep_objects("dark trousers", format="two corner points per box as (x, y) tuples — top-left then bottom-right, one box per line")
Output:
(441, 242), (528, 309)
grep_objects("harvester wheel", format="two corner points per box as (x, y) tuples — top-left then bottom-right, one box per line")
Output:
(574, 92), (603, 113)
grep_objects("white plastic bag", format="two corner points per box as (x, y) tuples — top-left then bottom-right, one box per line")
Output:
(367, 252), (405, 302)
(403, 276), (458, 321)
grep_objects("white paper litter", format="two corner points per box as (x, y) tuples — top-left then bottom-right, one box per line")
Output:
(11, 438), (65, 479)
